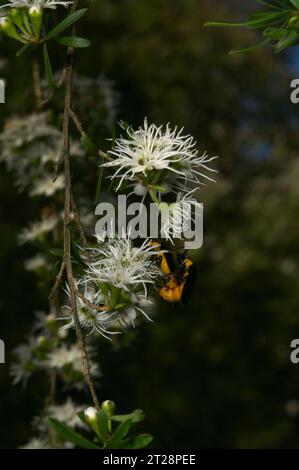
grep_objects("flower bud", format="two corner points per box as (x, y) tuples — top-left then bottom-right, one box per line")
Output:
(29, 6), (42, 38)
(0, 17), (26, 43)
(84, 406), (98, 424)
(101, 400), (115, 417)
(134, 183), (148, 196)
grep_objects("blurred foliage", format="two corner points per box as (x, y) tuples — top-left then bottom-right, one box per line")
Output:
(1, 0), (299, 448)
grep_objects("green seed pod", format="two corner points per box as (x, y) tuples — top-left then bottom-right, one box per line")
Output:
(29, 6), (43, 38)
(0, 16), (26, 43)
(101, 400), (116, 417)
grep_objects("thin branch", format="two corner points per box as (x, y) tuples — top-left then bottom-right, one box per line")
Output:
(49, 258), (65, 302)
(69, 108), (112, 161)
(62, 0), (100, 411)
(52, 148), (65, 182)
(36, 66), (67, 110)
(69, 108), (85, 135)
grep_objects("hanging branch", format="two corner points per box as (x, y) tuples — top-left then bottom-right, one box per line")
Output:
(61, 0), (100, 411)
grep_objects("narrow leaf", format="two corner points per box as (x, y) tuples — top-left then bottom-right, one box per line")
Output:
(55, 36), (91, 48)
(110, 409), (145, 424)
(46, 8), (88, 40)
(229, 40), (270, 55)
(105, 420), (132, 449)
(290, 0), (299, 9)
(48, 418), (100, 449)
(43, 44), (56, 90)
(98, 410), (109, 444)
(120, 434), (153, 449)
(16, 44), (30, 57)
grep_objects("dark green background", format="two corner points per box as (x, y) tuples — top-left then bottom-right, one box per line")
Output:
(1, 0), (299, 448)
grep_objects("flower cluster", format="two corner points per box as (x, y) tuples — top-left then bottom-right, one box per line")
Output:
(1, 0), (72, 9)
(0, 0), (73, 46)
(62, 234), (160, 339)
(104, 119), (216, 195)
(102, 119), (216, 245)
(0, 112), (65, 192)
(10, 311), (101, 389)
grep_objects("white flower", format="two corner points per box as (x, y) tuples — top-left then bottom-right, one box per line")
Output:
(0, 0), (73, 9)
(47, 399), (84, 428)
(21, 437), (50, 449)
(61, 283), (118, 340)
(29, 174), (64, 197)
(18, 215), (59, 244)
(32, 399), (85, 439)
(103, 119), (217, 193)
(161, 192), (203, 243)
(85, 233), (160, 292)
(61, 279), (153, 340)
(10, 337), (41, 385)
(46, 344), (100, 378)
(46, 344), (81, 369)
(24, 254), (49, 271)
(61, 235), (159, 339)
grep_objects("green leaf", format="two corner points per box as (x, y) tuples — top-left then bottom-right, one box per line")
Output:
(275, 28), (298, 52)
(290, 0), (299, 9)
(43, 44), (56, 90)
(16, 44), (30, 57)
(48, 418), (100, 449)
(46, 8), (88, 40)
(256, 0), (285, 9)
(205, 11), (287, 29)
(77, 411), (87, 425)
(105, 420), (132, 449)
(263, 27), (288, 39)
(55, 36), (91, 48)
(229, 40), (270, 55)
(98, 410), (109, 444)
(120, 434), (153, 449)
(110, 409), (145, 424)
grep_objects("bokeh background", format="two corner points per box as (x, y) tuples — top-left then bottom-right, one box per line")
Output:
(1, 0), (299, 448)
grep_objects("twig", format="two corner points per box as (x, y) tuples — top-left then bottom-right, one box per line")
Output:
(52, 148), (65, 182)
(69, 108), (85, 135)
(62, 0), (100, 411)
(36, 66), (67, 110)
(49, 258), (65, 301)
(69, 108), (112, 161)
